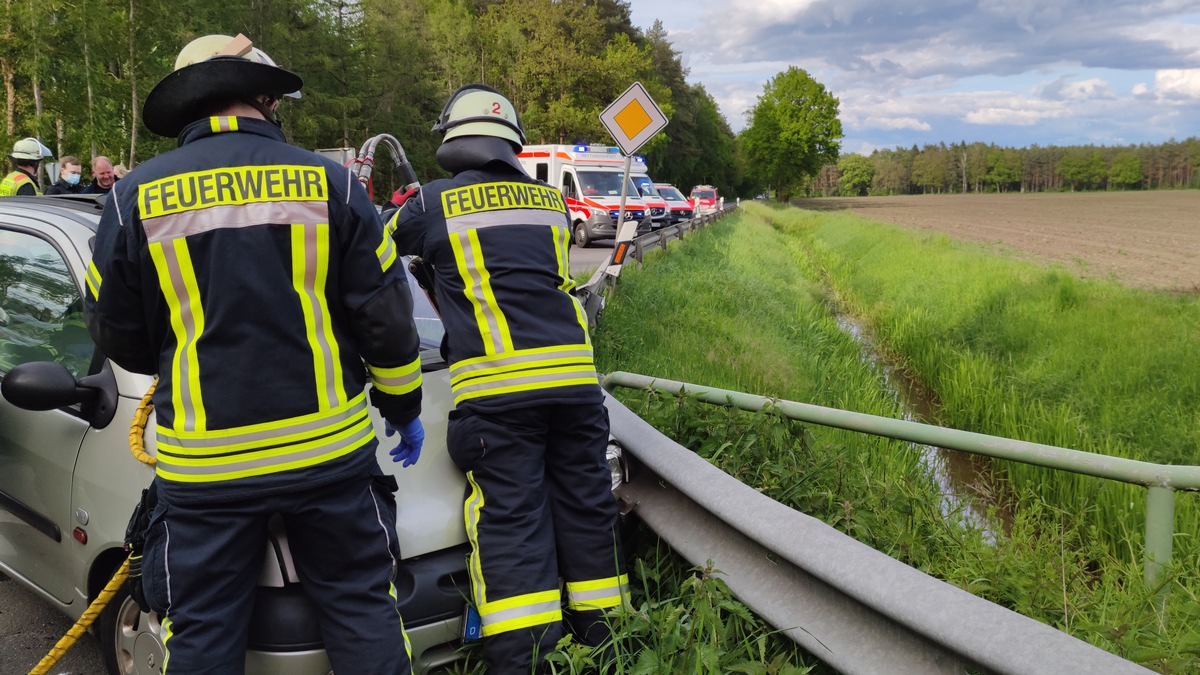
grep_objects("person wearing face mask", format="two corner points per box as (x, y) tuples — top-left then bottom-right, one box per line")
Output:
(84, 155), (116, 195)
(45, 155), (86, 195)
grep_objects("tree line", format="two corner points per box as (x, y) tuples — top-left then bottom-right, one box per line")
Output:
(1, 0), (741, 197)
(821, 138), (1200, 198)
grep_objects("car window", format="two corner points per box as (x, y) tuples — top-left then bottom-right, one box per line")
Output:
(402, 261), (445, 351)
(658, 186), (685, 201)
(0, 229), (93, 379)
(561, 172), (579, 200)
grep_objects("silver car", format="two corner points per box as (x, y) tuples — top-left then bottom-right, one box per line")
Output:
(0, 195), (472, 674)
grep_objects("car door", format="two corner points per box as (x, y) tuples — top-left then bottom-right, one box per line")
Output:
(0, 222), (95, 604)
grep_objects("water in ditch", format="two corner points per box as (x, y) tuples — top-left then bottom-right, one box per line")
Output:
(834, 313), (1010, 543)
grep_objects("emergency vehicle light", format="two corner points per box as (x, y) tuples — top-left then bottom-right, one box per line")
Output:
(574, 145), (589, 152)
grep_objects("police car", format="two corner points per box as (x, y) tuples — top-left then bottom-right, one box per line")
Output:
(0, 195), (470, 674)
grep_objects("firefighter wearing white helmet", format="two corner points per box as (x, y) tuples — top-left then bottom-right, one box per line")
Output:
(1, 137), (53, 197)
(87, 33), (424, 674)
(386, 84), (628, 674)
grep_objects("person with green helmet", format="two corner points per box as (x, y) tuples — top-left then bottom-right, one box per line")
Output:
(385, 84), (628, 674)
(0, 137), (53, 196)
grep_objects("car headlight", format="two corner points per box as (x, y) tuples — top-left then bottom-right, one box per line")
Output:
(606, 439), (626, 491)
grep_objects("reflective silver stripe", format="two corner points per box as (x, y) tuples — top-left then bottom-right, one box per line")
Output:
(446, 208), (568, 234)
(368, 361), (421, 395)
(156, 396), (367, 452)
(155, 420), (374, 476)
(159, 241), (203, 432)
(451, 231), (507, 354)
(86, 261), (103, 299)
(143, 201), (330, 242)
(452, 367), (598, 403)
(566, 584), (628, 607)
(293, 222), (342, 409)
(376, 233), (398, 271)
(479, 598), (563, 628)
(450, 346), (594, 382)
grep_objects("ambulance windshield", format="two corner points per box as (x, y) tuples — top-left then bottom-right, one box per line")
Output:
(578, 171), (641, 198)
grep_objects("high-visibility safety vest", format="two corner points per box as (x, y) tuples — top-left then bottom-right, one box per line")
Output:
(0, 170), (40, 196)
(387, 166), (602, 413)
(86, 116), (423, 504)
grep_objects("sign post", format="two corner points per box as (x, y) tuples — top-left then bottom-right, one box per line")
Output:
(598, 82), (668, 275)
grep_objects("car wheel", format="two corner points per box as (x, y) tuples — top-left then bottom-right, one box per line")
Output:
(99, 579), (165, 675)
(573, 221), (592, 248)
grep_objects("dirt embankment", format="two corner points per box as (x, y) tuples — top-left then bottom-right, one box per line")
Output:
(790, 191), (1200, 292)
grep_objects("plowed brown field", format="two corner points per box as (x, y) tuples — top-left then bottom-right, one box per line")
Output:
(790, 191), (1200, 291)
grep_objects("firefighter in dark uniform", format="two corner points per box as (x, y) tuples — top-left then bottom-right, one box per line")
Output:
(386, 84), (627, 674)
(86, 34), (425, 674)
(1, 138), (52, 196)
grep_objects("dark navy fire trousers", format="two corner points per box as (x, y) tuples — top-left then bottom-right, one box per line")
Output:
(140, 464), (412, 674)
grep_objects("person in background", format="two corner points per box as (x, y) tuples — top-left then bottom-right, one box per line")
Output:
(0, 138), (53, 196)
(113, 163), (129, 179)
(45, 155), (86, 195)
(84, 155), (116, 195)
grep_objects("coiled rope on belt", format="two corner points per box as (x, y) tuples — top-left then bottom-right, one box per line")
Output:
(27, 382), (157, 675)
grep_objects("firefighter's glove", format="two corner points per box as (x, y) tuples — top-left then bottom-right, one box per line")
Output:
(390, 187), (418, 208)
(386, 417), (424, 467)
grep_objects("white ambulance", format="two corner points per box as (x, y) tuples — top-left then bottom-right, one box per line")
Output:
(517, 144), (653, 247)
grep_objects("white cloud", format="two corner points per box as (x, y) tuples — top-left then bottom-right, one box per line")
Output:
(1154, 68), (1200, 98)
(859, 116), (933, 131)
(964, 107), (1056, 125)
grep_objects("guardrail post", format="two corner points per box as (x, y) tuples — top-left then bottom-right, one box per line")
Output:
(1144, 485), (1175, 615)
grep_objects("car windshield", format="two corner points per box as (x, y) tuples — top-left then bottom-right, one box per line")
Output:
(632, 176), (660, 198)
(578, 171), (640, 198)
(403, 260), (444, 350)
(694, 189), (716, 200)
(657, 186), (686, 201)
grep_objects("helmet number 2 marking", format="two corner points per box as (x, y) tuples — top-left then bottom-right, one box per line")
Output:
(491, 102), (502, 114)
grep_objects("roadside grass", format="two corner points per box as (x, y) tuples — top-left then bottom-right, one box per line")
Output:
(743, 200), (1200, 558)
(590, 207), (1200, 672)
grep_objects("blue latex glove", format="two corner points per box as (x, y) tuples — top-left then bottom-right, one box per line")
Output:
(385, 417), (424, 467)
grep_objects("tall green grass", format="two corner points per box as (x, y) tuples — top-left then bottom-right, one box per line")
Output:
(591, 207), (1200, 672)
(743, 200), (1200, 561)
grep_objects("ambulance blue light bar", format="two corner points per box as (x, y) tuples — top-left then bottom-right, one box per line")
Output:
(572, 144), (624, 153)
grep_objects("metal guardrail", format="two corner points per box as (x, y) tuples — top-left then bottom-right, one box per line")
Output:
(604, 373), (1200, 598)
(601, 384), (1157, 675)
(575, 206), (737, 328)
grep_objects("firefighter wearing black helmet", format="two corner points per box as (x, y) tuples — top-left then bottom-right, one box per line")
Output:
(86, 33), (424, 674)
(385, 84), (628, 674)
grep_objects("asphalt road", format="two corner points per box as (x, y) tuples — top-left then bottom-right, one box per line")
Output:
(0, 572), (105, 675)
(0, 238), (615, 675)
(569, 239), (614, 278)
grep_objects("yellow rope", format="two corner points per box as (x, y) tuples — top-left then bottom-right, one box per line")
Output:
(28, 382), (157, 674)
(129, 381), (157, 465)
(27, 557), (131, 675)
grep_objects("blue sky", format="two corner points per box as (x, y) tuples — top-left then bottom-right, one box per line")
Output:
(627, 0), (1200, 154)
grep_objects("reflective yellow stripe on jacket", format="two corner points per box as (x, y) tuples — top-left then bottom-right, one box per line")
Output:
(448, 344), (597, 406)
(368, 358), (422, 396)
(155, 393), (374, 482)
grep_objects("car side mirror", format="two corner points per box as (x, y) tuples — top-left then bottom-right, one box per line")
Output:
(2, 360), (119, 429)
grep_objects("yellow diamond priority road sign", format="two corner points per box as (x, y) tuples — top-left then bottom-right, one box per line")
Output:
(599, 82), (668, 156)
